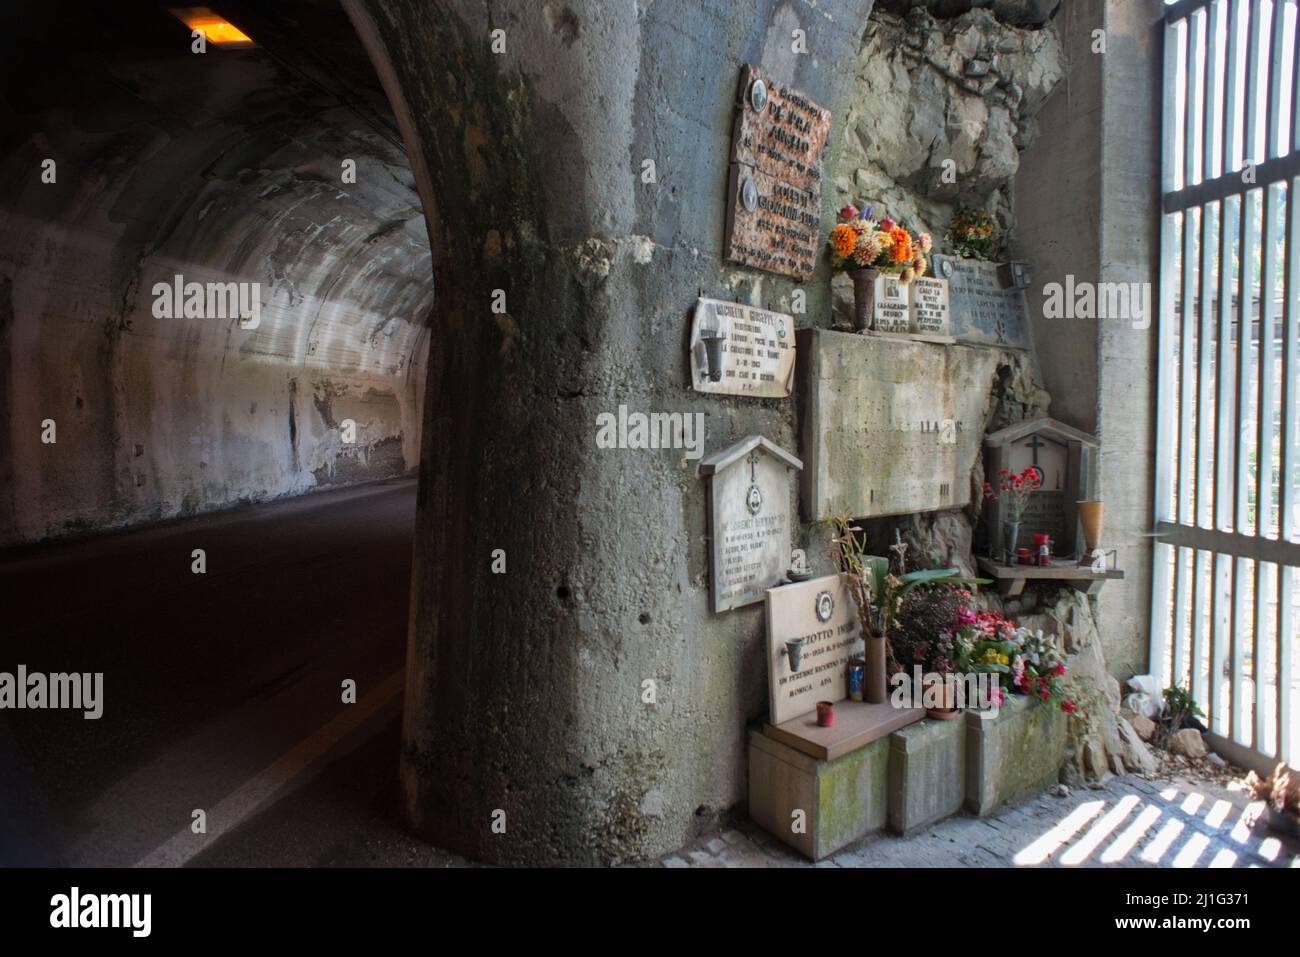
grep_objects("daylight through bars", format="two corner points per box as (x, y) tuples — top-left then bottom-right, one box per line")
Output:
(1157, 0), (1300, 767)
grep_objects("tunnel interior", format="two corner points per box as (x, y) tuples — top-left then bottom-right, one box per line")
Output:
(0, 0), (433, 546)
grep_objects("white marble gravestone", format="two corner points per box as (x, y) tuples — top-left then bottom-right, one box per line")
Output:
(908, 276), (952, 339)
(700, 435), (803, 613)
(689, 297), (796, 398)
(765, 573), (860, 724)
(870, 272), (909, 334)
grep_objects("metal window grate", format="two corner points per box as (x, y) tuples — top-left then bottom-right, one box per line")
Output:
(1155, 0), (1299, 768)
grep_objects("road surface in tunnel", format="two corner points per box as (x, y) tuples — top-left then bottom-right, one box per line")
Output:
(0, 478), (460, 866)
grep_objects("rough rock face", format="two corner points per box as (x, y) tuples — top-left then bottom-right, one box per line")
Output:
(1020, 592), (1157, 785)
(833, 8), (1064, 243)
(877, 0), (1063, 30)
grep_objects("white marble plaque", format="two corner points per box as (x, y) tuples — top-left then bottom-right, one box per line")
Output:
(700, 436), (803, 613)
(765, 573), (860, 724)
(909, 276), (951, 338)
(690, 298), (796, 398)
(871, 273), (909, 333)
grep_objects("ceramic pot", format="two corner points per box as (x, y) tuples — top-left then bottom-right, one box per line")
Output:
(1077, 500), (1103, 552)
(923, 673), (959, 720)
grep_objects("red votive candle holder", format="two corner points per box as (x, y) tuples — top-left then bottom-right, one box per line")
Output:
(816, 701), (834, 727)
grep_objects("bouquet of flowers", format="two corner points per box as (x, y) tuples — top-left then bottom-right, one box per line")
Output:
(828, 204), (932, 284)
(982, 467), (1042, 522)
(946, 609), (1076, 713)
(945, 207), (998, 260)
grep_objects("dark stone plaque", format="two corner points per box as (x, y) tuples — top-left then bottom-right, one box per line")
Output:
(931, 254), (1030, 349)
(724, 65), (832, 282)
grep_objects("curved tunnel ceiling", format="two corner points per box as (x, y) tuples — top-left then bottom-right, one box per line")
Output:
(0, 0), (434, 544)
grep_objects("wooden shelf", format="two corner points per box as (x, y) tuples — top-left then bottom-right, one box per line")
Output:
(764, 700), (925, 762)
(976, 556), (1123, 597)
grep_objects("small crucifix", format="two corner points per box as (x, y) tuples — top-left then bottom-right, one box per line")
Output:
(747, 450), (759, 483)
(889, 529), (908, 574)
(1023, 434), (1045, 465)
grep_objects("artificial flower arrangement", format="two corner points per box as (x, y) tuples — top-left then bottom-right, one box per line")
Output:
(944, 206), (998, 260)
(982, 466), (1042, 523)
(828, 204), (932, 284)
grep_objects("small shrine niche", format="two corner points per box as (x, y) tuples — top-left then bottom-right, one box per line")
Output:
(982, 417), (1098, 559)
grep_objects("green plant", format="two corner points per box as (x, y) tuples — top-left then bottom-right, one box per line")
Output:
(1158, 684), (1204, 744)
(944, 207), (999, 261)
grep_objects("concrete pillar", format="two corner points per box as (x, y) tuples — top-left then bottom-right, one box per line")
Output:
(342, 0), (875, 863)
(1015, 0), (1163, 681)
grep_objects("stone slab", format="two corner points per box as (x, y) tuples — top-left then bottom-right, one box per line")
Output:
(965, 696), (1067, 817)
(689, 297), (795, 398)
(888, 716), (966, 835)
(796, 328), (1002, 520)
(763, 573), (860, 724)
(931, 254), (1030, 349)
(764, 698), (924, 761)
(700, 436), (802, 613)
(724, 65), (831, 281)
(748, 728), (888, 860)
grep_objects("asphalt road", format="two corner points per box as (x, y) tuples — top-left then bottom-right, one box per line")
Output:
(0, 478), (441, 867)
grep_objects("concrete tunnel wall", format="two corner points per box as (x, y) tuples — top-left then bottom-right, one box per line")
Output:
(0, 4), (432, 546)
(342, 0), (882, 864)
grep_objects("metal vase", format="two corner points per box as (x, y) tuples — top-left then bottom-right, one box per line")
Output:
(850, 268), (876, 333)
(784, 637), (806, 673)
(1003, 520), (1020, 566)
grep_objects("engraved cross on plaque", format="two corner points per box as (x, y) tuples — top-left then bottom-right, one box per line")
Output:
(748, 450), (759, 482)
(1024, 435), (1045, 465)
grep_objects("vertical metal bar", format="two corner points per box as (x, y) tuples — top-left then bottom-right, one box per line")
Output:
(1187, 9), (1204, 186)
(1218, 197), (1238, 532)
(1198, 201), (1218, 530)
(1192, 549), (1212, 710)
(1174, 547), (1193, 690)
(1234, 184), (1260, 742)
(1277, 168), (1300, 761)
(1211, 550), (1232, 733)
(1280, 565), (1296, 761)
(1152, 17), (1184, 678)
(1242, 0), (1263, 167)
(1205, 1), (1222, 180)
(1226, 0), (1246, 173)
(1245, 0), (1265, 167)
(1268, 0), (1289, 158)
(1181, 207), (1198, 531)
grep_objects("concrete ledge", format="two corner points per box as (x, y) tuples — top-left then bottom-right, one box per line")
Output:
(887, 716), (965, 835)
(965, 696), (1066, 817)
(748, 727), (888, 860)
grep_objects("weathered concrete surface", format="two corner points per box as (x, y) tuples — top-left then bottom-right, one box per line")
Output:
(0, 2), (430, 545)
(888, 715), (966, 835)
(1014, 0), (1162, 682)
(748, 729), (889, 860)
(965, 695), (1067, 816)
(343, 0), (876, 864)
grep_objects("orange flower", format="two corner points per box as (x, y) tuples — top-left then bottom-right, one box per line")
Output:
(830, 223), (856, 257)
(889, 226), (912, 263)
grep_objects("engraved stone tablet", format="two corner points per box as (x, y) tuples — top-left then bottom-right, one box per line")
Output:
(908, 276), (952, 338)
(724, 65), (832, 282)
(700, 436), (803, 613)
(932, 254), (1030, 349)
(870, 272), (910, 334)
(690, 297), (796, 398)
(765, 573), (860, 724)
(797, 328), (1003, 519)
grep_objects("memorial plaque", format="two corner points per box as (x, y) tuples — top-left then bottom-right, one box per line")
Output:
(983, 417), (1099, 558)
(724, 65), (832, 282)
(869, 273), (909, 334)
(931, 254), (1030, 349)
(765, 573), (860, 724)
(700, 436), (803, 613)
(797, 328), (1004, 519)
(690, 297), (796, 398)
(908, 276), (952, 339)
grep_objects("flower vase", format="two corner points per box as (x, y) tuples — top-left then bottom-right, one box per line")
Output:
(1003, 520), (1020, 566)
(850, 268), (877, 333)
(923, 673), (959, 720)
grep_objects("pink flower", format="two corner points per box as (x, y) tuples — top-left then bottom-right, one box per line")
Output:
(955, 606), (977, 627)
(880, 218), (896, 230)
(840, 205), (859, 221)
(1061, 700), (1077, 714)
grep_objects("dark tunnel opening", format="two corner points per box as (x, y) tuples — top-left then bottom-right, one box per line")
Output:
(0, 0), (435, 866)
